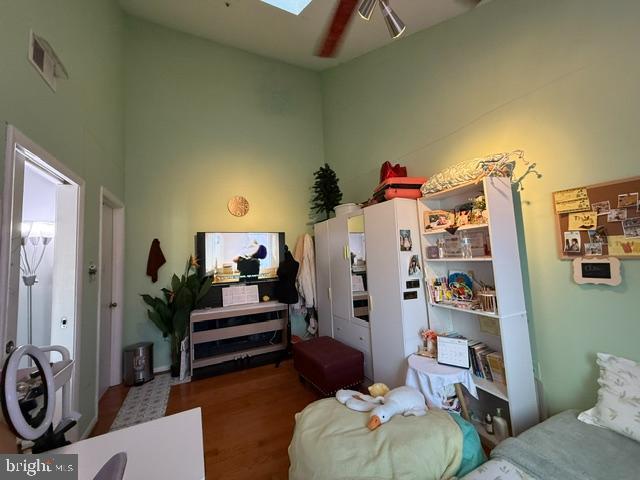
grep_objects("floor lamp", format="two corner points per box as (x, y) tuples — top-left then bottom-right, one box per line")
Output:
(19, 222), (55, 347)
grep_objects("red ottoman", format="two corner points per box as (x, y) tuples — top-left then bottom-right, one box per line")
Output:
(293, 336), (364, 396)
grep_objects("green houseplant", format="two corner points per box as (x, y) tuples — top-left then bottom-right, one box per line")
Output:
(311, 163), (343, 220)
(141, 256), (212, 376)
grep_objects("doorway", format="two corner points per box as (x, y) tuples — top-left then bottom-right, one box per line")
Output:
(0, 125), (84, 424)
(97, 187), (124, 400)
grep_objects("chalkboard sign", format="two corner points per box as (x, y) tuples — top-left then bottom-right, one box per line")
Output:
(573, 257), (621, 286)
(581, 262), (611, 279)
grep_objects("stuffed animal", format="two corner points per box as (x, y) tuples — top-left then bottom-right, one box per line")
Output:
(336, 386), (427, 430)
(368, 383), (390, 397)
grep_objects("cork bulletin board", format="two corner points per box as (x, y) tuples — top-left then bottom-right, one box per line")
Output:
(553, 176), (640, 260)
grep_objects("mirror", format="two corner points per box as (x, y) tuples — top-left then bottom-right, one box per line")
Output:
(0, 345), (55, 441)
(348, 215), (369, 321)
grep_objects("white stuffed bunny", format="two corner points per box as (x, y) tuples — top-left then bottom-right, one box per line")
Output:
(336, 385), (427, 430)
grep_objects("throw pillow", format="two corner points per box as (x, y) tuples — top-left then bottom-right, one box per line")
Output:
(578, 352), (640, 442)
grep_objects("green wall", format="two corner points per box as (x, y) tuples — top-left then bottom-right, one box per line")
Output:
(322, 0), (640, 414)
(123, 17), (325, 368)
(0, 0), (124, 435)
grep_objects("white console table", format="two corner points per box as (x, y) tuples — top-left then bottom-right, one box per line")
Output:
(190, 301), (288, 375)
(52, 408), (204, 479)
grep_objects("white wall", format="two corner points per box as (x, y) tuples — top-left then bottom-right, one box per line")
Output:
(17, 165), (57, 347)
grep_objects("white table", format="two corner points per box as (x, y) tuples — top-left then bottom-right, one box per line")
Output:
(52, 408), (205, 479)
(405, 355), (478, 419)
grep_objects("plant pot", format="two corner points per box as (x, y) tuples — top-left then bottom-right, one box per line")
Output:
(170, 334), (181, 378)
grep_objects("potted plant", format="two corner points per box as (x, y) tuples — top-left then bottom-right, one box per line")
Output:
(311, 163), (343, 220)
(141, 256), (212, 377)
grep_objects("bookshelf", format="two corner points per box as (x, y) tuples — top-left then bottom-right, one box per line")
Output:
(417, 177), (539, 439)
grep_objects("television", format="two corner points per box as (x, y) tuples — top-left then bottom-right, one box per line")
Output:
(195, 232), (285, 284)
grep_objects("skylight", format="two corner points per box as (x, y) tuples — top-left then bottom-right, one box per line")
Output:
(261, 0), (313, 16)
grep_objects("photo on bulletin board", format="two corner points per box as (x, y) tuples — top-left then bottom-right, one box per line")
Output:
(408, 254), (421, 276)
(608, 209), (627, 222)
(588, 226), (608, 244)
(622, 217), (640, 238)
(399, 229), (412, 251)
(592, 201), (611, 215)
(564, 231), (581, 253)
(617, 192), (638, 208)
(584, 242), (603, 256)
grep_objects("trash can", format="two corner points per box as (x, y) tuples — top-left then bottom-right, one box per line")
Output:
(123, 342), (154, 386)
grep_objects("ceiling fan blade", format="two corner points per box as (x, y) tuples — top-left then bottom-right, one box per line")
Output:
(316, 0), (359, 58)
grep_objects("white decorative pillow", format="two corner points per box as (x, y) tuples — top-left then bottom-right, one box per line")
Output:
(578, 352), (640, 442)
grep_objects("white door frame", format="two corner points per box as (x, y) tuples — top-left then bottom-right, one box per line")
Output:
(0, 124), (85, 416)
(95, 187), (124, 399)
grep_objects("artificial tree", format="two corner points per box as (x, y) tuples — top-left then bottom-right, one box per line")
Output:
(311, 163), (343, 220)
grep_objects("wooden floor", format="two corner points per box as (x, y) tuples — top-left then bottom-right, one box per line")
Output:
(93, 360), (320, 479)
(90, 383), (130, 437)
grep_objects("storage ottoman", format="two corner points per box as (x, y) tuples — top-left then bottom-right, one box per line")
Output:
(293, 336), (364, 396)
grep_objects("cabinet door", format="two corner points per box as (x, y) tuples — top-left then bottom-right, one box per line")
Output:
(364, 201), (406, 387)
(328, 217), (351, 322)
(314, 221), (333, 337)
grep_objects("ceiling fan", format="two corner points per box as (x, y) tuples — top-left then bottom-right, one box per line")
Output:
(316, 0), (482, 58)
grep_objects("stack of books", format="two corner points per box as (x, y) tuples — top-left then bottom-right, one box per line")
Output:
(468, 340), (505, 385)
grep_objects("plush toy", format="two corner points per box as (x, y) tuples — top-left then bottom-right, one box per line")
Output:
(336, 386), (428, 430)
(368, 383), (390, 397)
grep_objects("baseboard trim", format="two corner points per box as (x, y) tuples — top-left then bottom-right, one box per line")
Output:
(154, 365), (170, 374)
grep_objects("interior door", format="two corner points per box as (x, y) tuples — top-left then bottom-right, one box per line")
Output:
(98, 203), (114, 399)
(49, 185), (79, 357)
(328, 217), (350, 322)
(0, 141), (25, 359)
(363, 201), (405, 387)
(314, 221), (333, 337)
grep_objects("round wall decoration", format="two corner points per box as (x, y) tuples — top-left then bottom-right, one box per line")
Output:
(228, 196), (250, 217)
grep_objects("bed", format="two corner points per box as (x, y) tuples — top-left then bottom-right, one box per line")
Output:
(288, 398), (485, 480)
(461, 409), (640, 480)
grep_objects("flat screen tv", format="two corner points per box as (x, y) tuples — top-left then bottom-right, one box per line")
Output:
(195, 232), (285, 284)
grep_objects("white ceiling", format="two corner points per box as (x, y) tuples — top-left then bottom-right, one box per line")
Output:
(118, 0), (478, 70)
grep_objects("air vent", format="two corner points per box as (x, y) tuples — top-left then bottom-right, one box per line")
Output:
(28, 30), (68, 92)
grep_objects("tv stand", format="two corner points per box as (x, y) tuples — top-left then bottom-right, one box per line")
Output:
(189, 301), (289, 377)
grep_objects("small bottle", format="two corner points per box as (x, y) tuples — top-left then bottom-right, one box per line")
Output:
(484, 413), (494, 434)
(493, 408), (509, 441)
(437, 238), (446, 258)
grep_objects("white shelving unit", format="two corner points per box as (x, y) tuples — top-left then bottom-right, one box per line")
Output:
(417, 177), (539, 439)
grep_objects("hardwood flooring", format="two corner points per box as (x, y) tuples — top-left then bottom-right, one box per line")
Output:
(90, 383), (129, 437)
(91, 360), (319, 479)
(167, 360), (320, 480)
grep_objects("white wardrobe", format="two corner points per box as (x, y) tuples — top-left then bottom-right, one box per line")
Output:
(314, 198), (429, 387)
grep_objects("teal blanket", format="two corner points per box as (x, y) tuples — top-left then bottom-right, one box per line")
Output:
(449, 413), (486, 477)
(492, 410), (640, 480)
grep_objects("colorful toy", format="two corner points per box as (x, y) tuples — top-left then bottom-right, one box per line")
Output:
(336, 386), (428, 430)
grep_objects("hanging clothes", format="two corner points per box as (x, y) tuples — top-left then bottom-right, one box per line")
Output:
(146, 238), (166, 283)
(293, 233), (316, 309)
(276, 246), (299, 305)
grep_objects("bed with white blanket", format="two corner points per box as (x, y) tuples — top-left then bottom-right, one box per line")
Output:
(462, 409), (640, 480)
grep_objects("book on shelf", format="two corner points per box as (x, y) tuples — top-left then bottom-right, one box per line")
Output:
(469, 342), (495, 379)
(486, 352), (506, 384)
